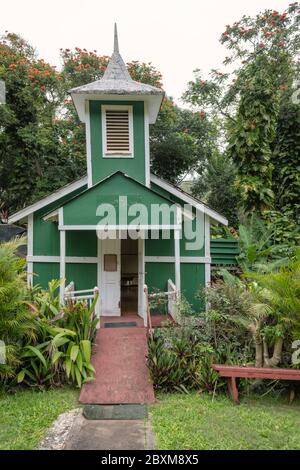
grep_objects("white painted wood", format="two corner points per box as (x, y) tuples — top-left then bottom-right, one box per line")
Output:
(138, 236), (146, 325)
(59, 224), (180, 231)
(27, 256), (98, 263)
(8, 176), (87, 224)
(27, 214), (33, 287)
(100, 237), (121, 316)
(59, 208), (66, 305)
(28, 255), (211, 264)
(174, 206), (181, 295)
(167, 279), (177, 322)
(144, 102), (150, 187)
(102, 105), (134, 158)
(205, 214), (211, 287)
(144, 256), (211, 263)
(85, 100), (93, 188)
(150, 174), (228, 226)
(71, 93), (162, 124)
(97, 237), (102, 321)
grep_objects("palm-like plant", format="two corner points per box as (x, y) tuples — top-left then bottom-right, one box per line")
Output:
(247, 250), (300, 367)
(237, 214), (289, 273)
(0, 237), (37, 381)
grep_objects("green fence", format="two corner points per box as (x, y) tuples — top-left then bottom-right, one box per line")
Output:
(210, 239), (240, 266)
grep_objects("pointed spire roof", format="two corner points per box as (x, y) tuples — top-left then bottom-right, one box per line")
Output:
(101, 24), (132, 82)
(70, 24), (163, 97)
(70, 24), (164, 123)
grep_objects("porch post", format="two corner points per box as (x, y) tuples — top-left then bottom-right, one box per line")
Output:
(27, 214), (33, 287)
(174, 206), (181, 295)
(59, 208), (66, 305)
(204, 214), (211, 286)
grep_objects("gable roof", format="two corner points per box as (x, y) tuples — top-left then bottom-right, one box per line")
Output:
(46, 171), (179, 228)
(8, 176), (87, 224)
(150, 173), (228, 226)
(8, 172), (228, 226)
(46, 171), (175, 218)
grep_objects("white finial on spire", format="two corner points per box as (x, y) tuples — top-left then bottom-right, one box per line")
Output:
(114, 23), (119, 54)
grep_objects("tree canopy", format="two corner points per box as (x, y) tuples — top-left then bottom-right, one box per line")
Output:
(183, 3), (300, 233)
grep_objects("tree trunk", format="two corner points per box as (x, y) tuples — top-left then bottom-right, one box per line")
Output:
(254, 337), (263, 367)
(263, 337), (283, 368)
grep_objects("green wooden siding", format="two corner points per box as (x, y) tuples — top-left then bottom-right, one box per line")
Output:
(63, 172), (175, 226)
(66, 231), (97, 257)
(181, 263), (205, 311)
(145, 262), (175, 293)
(33, 262), (97, 291)
(150, 182), (206, 256)
(210, 239), (239, 265)
(90, 100), (145, 185)
(145, 231), (174, 256)
(33, 262), (60, 288)
(32, 185), (86, 256)
(145, 262), (205, 311)
(66, 263), (97, 290)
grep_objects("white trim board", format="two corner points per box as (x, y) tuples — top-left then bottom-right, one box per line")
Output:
(58, 224), (182, 231)
(144, 102), (150, 187)
(27, 214), (34, 286)
(27, 256), (98, 264)
(28, 255), (210, 264)
(205, 214), (211, 286)
(85, 100), (93, 188)
(101, 104), (134, 158)
(8, 176), (87, 224)
(150, 174), (228, 226)
(145, 256), (211, 263)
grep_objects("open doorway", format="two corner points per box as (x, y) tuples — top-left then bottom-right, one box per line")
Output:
(121, 238), (138, 316)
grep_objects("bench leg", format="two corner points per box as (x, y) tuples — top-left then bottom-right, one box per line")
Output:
(227, 377), (239, 404)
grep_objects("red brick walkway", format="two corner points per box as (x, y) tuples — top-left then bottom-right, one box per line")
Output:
(79, 326), (155, 405)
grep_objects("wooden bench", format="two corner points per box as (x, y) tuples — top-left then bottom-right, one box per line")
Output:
(212, 364), (300, 404)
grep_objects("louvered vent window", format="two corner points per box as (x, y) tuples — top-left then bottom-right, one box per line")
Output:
(103, 106), (133, 156)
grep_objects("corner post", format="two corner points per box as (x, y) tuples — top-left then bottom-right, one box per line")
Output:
(27, 214), (34, 287)
(204, 214), (211, 286)
(59, 208), (66, 305)
(174, 205), (181, 296)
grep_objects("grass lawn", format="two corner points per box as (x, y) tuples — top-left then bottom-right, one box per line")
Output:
(150, 392), (300, 450)
(0, 387), (79, 450)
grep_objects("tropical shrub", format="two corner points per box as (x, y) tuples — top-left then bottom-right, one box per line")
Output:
(0, 238), (98, 389)
(18, 291), (99, 388)
(246, 250), (300, 368)
(237, 214), (290, 273)
(147, 324), (217, 392)
(0, 237), (37, 382)
(18, 324), (95, 389)
(202, 280), (255, 366)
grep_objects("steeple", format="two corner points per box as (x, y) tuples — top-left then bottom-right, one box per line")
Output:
(114, 23), (119, 53)
(69, 24), (164, 124)
(102, 23), (132, 82)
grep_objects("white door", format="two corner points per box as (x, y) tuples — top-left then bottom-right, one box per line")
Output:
(138, 237), (146, 324)
(101, 238), (121, 316)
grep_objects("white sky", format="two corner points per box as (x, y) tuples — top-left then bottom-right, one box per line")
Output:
(2, 0), (288, 102)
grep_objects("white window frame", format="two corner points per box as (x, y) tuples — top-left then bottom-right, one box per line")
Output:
(102, 105), (134, 158)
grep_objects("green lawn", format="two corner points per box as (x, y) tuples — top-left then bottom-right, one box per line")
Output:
(150, 392), (300, 450)
(0, 388), (79, 450)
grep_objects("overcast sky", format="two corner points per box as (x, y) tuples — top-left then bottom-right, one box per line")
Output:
(2, 0), (288, 102)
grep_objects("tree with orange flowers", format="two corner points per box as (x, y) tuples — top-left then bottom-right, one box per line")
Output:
(184, 3), (300, 237)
